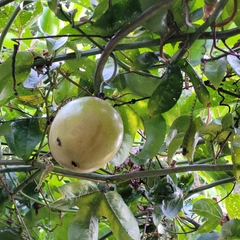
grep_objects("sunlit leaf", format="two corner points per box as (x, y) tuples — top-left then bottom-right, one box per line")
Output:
(46, 37), (68, 54)
(179, 59), (210, 106)
(166, 115), (191, 146)
(38, 7), (60, 34)
(226, 0), (240, 28)
(225, 194), (240, 219)
(167, 132), (184, 164)
(51, 180), (99, 210)
(65, 41), (82, 60)
(97, 191), (140, 240)
(48, 0), (75, 22)
(110, 105), (140, 166)
(203, 57), (227, 89)
(15, 1), (43, 31)
(227, 55), (240, 76)
(54, 78), (79, 105)
(182, 117), (204, 163)
(191, 198), (222, 233)
(136, 114), (166, 160)
(231, 133), (240, 180)
(68, 193), (99, 240)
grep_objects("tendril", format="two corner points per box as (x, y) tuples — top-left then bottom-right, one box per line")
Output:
(218, 89), (231, 112)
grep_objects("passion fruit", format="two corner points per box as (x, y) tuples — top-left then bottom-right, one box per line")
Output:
(49, 97), (123, 173)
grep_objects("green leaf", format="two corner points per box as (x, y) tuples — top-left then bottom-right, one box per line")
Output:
(130, 52), (159, 70)
(218, 219), (240, 240)
(225, 194), (240, 219)
(179, 59), (210, 106)
(140, 0), (173, 34)
(51, 180), (99, 210)
(203, 57), (227, 89)
(53, 181), (140, 240)
(97, 191), (140, 240)
(110, 105), (140, 166)
(68, 193), (100, 240)
(227, 55), (240, 76)
(194, 232), (220, 240)
(231, 133), (240, 180)
(125, 73), (161, 97)
(38, 7), (60, 34)
(46, 37), (68, 54)
(226, 0), (240, 28)
(177, 173), (194, 194)
(166, 115), (191, 146)
(51, 181), (100, 239)
(54, 78), (78, 105)
(167, 132), (185, 164)
(0, 51), (33, 93)
(90, 0), (142, 36)
(187, 39), (212, 66)
(48, 0), (75, 22)
(199, 124), (222, 141)
(136, 114), (166, 160)
(65, 58), (96, 80)
(0, 231), (20, 240)
(162, 189), (183, 219)
(4, 118), (43, 161)
(15, 1), (43, 31)
(0, 122), (12, 136)
(191, 198), (222, 233)
(65, 41), (82, 60)
(148, 66), (183, 116)
(221, 112), (234, 131)
(182, 117), (204, 163)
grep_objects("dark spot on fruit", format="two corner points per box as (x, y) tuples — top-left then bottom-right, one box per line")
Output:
(71, 161), (79, 167)
(56, 137), (61, 146)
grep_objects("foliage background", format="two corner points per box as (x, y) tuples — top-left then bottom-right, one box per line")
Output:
(0, 0), (240, 239)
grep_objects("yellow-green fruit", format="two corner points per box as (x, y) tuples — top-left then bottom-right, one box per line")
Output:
(49, 97), (124, 173)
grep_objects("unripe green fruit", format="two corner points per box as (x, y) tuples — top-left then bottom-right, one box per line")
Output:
(49, 97), (124, 173)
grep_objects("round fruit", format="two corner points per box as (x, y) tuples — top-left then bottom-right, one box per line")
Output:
(48, 97), (124, 173)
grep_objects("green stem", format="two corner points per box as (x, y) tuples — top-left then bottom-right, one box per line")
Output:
(33, 28), (240, 68)
(185, 176), (235, 199)
(32, 161), (234, 183)
(0, 160), (27, 165)
(93, 0), (174, 95)
(0, 166), (34, 173)
(11, 169), (42, 195)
